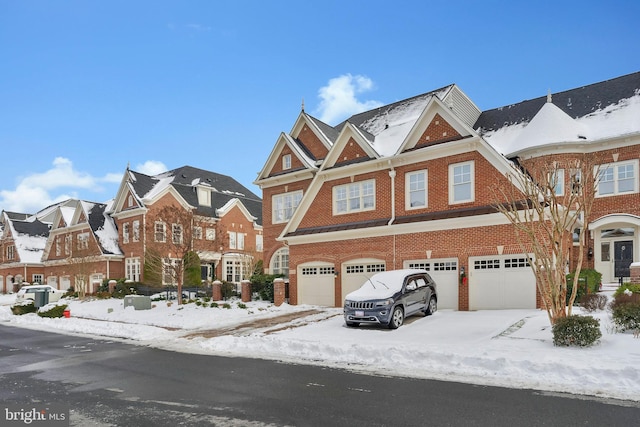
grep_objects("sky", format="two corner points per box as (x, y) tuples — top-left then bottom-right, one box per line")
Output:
(1, 284), (639, 403)
(1, 0), (639, 214)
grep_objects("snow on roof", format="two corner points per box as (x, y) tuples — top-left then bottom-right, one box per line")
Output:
(483, 93), (640, 156)
(143, 175), (175, 200)
(6, 219), (48, 264)
(59, 206), (75, 226)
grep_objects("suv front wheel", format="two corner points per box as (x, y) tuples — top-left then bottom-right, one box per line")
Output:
(388, 306), (404, 329)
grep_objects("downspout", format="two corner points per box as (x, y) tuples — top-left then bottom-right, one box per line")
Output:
(388, 161), (396, 226)
(388, 162), (397, 269)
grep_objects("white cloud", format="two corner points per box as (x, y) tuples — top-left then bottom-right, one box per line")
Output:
(135, 160), (168, 176)
(0, 157), (122, 214)
(315, 74), (383, 124)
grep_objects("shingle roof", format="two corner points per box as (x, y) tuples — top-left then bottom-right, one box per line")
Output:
(474, 71), (640, 134)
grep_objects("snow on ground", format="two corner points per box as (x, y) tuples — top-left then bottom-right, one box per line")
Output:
(1, 286), (639, 403)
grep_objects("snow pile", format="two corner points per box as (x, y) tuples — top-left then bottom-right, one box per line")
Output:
(1, 287), (639, 402)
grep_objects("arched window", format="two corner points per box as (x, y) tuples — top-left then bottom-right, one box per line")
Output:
(270, 248), (289, 278)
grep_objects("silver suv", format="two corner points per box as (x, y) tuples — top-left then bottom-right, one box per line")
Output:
(343, 269), (437, 329)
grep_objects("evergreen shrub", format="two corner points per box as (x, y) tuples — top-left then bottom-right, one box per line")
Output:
(552, 315), (602, 347)
(609, 292), (640, 332)
(11, 300), (37, 315)
(37, 303), (68, 318)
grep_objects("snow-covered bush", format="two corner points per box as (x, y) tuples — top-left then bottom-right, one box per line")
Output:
(579, 293), (607, 312)
(37, 302), (69, 318)
(609, 291), (640, 332)
(11, 300), (37, 315)
(552, 315), (601, 347)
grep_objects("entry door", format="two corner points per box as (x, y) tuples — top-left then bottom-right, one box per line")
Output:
(614, 240), (634, 278)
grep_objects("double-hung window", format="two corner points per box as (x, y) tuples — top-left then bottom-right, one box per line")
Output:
(334, 179), (375, 214)
(596, 160), (638, 197)
(406, 170), (427, 209)
(449, 161), (474, 204)
(273, 191), (302, 224)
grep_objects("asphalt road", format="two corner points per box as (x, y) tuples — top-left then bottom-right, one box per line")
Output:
(1, 324), (638, 426)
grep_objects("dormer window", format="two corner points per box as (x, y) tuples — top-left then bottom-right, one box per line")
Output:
(283, 154), (292, 170)
(197, 187), (212, 207)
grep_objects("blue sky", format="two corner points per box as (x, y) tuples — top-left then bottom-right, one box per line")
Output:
(1, 0), (639, 213)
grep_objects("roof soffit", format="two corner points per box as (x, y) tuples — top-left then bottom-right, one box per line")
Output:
(398, 96), (476, 154)
(320, 123), (380, 171)
(255, 133), (318, 184)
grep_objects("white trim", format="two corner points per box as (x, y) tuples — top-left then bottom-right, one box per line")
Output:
(449, 160), (475, 204)
(405, 169), (428, 210)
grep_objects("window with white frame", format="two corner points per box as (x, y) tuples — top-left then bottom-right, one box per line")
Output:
(132, 220), (140, 242)
(64, 235), (72, 255)
(77, 233), (89, 250)
(162, 258), (179, 285)
(194, 226), (202, 240)
(206, 227), (216, 241)
(406, 170), (427, 209)
(55, 237), (61, 256)
(155, 222), (166, 242)
(271, 248), (289, 278)
(256, 234), (263, 252)
(32, 274), (44, 284)
(228, 231), (236, 249)
(449, 161), (474, 204)
(172, 224), (183, 244)
(237, 232), (245, 250)
(282, 154), (292, 170)
(273, 191), (302, 223)
(197, 187), (212, 207)
(549, 169), (565, 196)
(334, 179), (375, 214)
(6, 245), (15, 260)
(122, 223), (130, 244)
(125, 258), (141, 282)
(597, 160), (638, 196)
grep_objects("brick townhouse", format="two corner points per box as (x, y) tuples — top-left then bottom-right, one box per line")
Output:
(255, 71), (640, 310)
(0, 165), (263, 293)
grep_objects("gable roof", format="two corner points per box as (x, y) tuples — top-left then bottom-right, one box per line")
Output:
(1, 211), (51, 264)
(122, 165), (262, 226)
(475, 71), (640, 156)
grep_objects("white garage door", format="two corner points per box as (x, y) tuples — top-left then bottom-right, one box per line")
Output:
(297, 264), (336, 306)
(469, 255), (536, 310)
(341, 261), (386, 304)
(405, 258), (458, 310)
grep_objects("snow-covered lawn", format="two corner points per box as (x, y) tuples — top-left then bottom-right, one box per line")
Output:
(1, 287), (639, 403)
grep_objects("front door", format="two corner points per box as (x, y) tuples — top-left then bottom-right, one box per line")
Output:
(614, 240), (634, 279)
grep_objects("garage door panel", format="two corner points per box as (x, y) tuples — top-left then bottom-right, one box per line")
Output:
(298, 265), (335, 307)
(405, 259), (458, 310)
(469, 255), (535, 310)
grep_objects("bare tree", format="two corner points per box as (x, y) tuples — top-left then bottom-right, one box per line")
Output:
(145, 204), (195, 304)
(65, 234), (94, 299)
(493, 154), (602, 324)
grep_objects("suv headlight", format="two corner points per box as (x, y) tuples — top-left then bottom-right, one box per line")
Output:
(344, 300), (353, 307)
(375, 298), (393, 307)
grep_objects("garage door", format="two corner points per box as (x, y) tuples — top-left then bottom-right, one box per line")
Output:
(297, 264), (336, 306)
(340, 261), (386, 304)
(469, 255), (536, 310)
(405, 258), (458, 310)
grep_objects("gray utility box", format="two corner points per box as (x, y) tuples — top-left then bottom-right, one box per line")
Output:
(123, 295), (152, 310)
(33, 289), (50, 308)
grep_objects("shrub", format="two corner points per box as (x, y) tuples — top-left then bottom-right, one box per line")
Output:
(38, 303), (68, 318)
(210, 302), (219, 308)
(566, 269), (602, 305)
(222, 303), (231, 309)
(237, 302), (247, 309)
(609, 292), (640, 332)
(220, 282), (237, 300)
(11, 300), (37, 315)
(552, 315), (602, 347)
(579, 293), (608, 312)
(614, 283), (640, 298)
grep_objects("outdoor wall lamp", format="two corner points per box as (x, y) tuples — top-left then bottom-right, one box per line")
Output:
(587, 247), (593, 260)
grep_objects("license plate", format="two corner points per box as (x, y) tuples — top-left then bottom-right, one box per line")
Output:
(355, 310), (364, 317)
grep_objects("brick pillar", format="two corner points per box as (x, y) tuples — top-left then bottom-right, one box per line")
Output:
(108, 280), (117, 294)
(274, 278), (286, 306)
(212, 280), (222, 301)
(241, 280), (251, 302)
(630, 262), (640, 285)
